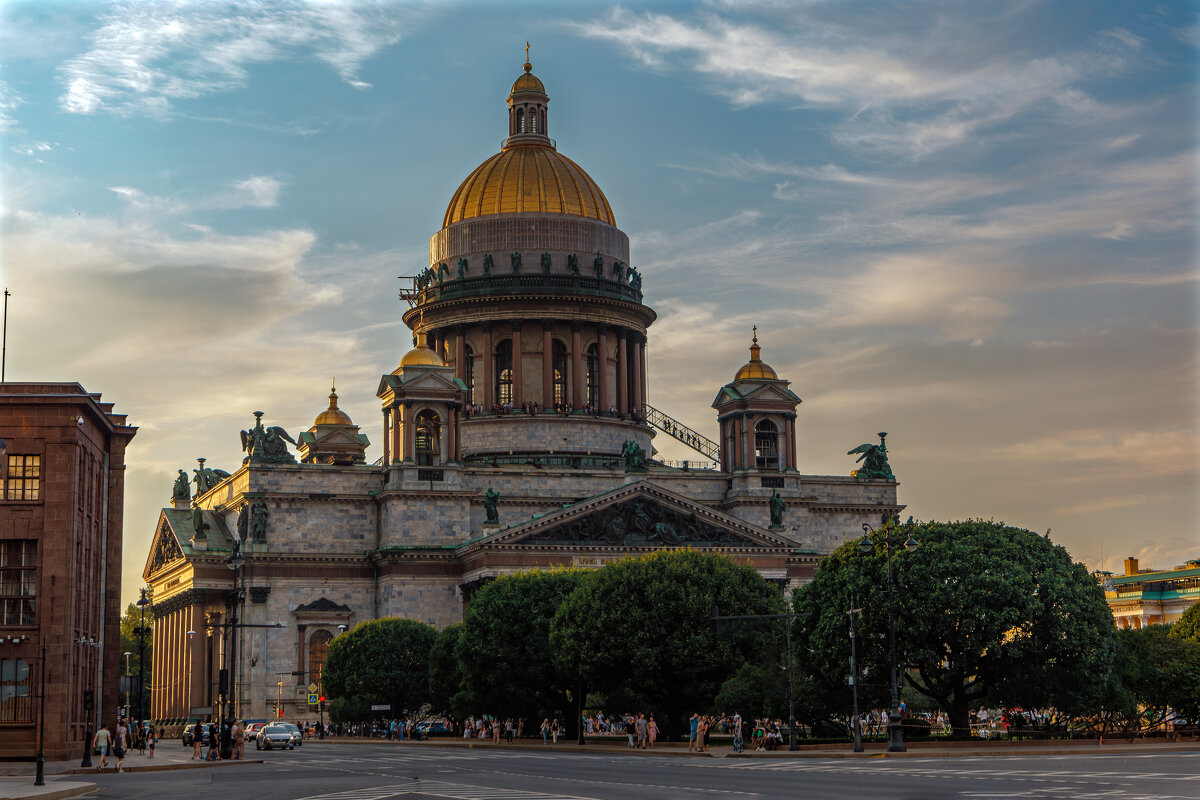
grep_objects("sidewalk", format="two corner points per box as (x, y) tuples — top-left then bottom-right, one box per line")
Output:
(305, 734), (1200, 759)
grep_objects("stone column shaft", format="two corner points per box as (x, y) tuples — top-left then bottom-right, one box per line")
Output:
(454, 330), (465, 381)
(482, 326), (494, 407)
(598, 328), (610, 410)
(617, 331), (628, 416)
(511, 324), (523, 405)
(571, 326), (583, 409)
(382, 409), (391, 466)
(542, 323), (553, 409)
(632, 337), (644, 412)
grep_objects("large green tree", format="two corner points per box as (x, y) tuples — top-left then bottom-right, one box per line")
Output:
(793, 519), (1114, 734)
(456, 569), (583, 728)
(322, 617), (436, 721)
(1170, 601), (1200, 642)
(551, 549), (784, 741)
(427, 622), (468, 719)
(119, 594), (154, 720)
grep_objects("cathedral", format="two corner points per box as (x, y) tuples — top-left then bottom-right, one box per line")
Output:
(143, 57), (902, 724)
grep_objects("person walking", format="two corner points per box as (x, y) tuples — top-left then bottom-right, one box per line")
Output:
(191, 723), (202, 759)
(232, 719), (245, 760)
(647, 715), (658, 748)
(732, 714), (744, 753)
(112, 720), (128, 772)
(635, 713), (648, 749)
(93, 722), (112, 771)
(550, 718), (560, 744)
(205, 723), (220, 761)
(147, 726), (157, 758)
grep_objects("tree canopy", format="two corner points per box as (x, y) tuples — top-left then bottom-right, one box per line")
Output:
(456, 569), (583, 725)
(793, 519), (1114, 734)
(1170, 601), (1200, 643)
(119, 595), (154, 719)
(551, 548), (784, 740)
(322, 617), (436, 722)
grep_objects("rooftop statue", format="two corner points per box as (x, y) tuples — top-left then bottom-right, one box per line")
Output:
(541, 252), (552, 273)
(612, 261), (625, 282)
(593, 251), (604, 277)
(847, 432), (894, 480)
(630, 268), (642, 291)
(483, 486), (500, 524)
(437, 262), (448, 283)
(250, 498), (270, 543)
(241, 411), (298, 465)
(621, 439), (648, 472)
(769, 490), (786, 528)
(568, 253), (579, 275)
(172, 469), (191, 500)
(460, 257), (471, 279)
(510, 251), (521, 273)
(191, 457), (230, 496)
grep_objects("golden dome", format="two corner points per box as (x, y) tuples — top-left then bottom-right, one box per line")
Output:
(314, 381), (353, 426)
(443, 145), (615, 228)
(511, 67), (545, 95)
(735, 328), (778, 381)
(396, 335), (445, 372)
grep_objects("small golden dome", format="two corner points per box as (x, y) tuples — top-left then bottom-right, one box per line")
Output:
(443, 146), (615, 227)
(511, 66), (545, 96)
(314, 381), (353, 426)
(396, 333), (445, 372)
(735, 328), (778, 381)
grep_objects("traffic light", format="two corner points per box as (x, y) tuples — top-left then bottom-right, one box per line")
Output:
(319, 696), (325, 703)
(278, 708), (284, 718)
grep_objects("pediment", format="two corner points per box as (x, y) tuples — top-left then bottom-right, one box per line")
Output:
(469, 481), (793, 551)
(736, 383), (801, 404)
(378, 370), (463, 398)
(293, 597), (353, 615)
(308, 428), (364, 444)
(144, 511), (186, 578)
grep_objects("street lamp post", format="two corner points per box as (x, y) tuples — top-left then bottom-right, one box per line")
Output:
(34, 639), (46, 786)
(220, 541), (245, 760)
(859, 519), (918, 754)
(710, 606), (800, 751)
(135, 588), (151, 736)
(122, 652), (132, 717)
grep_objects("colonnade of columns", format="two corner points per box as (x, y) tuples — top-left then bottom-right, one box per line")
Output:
(719, 411), (797, 472)
(151, 597), (207, 721)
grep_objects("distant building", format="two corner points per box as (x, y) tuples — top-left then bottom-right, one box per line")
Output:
(142, 59), (902, 726)
(1103, 556), (1200, 628)
(0, 383), (135, 760)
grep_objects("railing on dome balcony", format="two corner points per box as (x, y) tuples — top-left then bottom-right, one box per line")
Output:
(644, 404), (721, 463)
(399, 272), (643, 309)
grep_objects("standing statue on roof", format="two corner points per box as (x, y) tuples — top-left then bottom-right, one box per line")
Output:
(593, 251), (604, 277)
(172, 469), (191, 501)
(483, 486), (500, 525)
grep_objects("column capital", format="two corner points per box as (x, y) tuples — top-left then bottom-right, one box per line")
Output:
(454, 324), (466, 335)
(541, 319), (555, 331)
(571, 320), (583, 333)
(511, 320), (523, 331)
(481, 322), (492, 333)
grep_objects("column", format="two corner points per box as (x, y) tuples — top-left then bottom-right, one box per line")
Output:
(511, 321), (523, 405)
(382, 409), (391, 466)
(454, 327), (465, 381)
(571, 323), (583, 410)
(617, 329), (628, 416)
(741, 414), (751, 470)
(777, 426), (786, 473)
(541, 320), (553, 409)
(632, 336), (644, 413)
(391, 406), (402, 463)
(481, 324), (493, 408)
(597, 326), (610, 411)
(453, 406), (461, 461)
(785, 414), (796, 470)
(639, 336), (648, 409)
(404, 402), (415, 461)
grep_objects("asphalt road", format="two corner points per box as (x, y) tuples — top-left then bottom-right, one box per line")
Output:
(78, 742), (1200, 800)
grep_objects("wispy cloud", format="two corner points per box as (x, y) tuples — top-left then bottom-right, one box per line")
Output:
(59, 1), (429, 117)
(0, 81), (24, 132)
(107, 175), (285, 215)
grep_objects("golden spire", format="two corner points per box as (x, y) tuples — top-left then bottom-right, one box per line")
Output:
(524, 41), (531, 72)
(331, 377), (336, 393)
(749, 326), (761, 363)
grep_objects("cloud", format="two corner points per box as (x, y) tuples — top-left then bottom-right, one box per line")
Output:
(570, 8), (1148, 158)
(107, 175), (284, 215)
(0, 81), (24, 132)
(58, 1), (427, 117)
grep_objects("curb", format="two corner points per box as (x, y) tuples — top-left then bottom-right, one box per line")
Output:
(61, 759), (264, 775)
(0, 781), (96, 800)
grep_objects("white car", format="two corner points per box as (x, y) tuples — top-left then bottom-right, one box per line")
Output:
(278, 722), (303, 746)
(255, 725), (296, 750)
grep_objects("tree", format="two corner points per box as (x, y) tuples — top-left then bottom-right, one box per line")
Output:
(793, 519), (1114, 735)
(714, 663), (785, 720)
(551, 549), (784, 741)
(1170, 602), (1200, 643)
(456, 569), (583, 728)
(1092, 625), (1200, 736)
(322, 618), (436, 721)
(427, 623), (470, 719)
(119, 596), (153, 720)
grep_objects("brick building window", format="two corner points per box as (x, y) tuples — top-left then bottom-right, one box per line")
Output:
(1, 455), (40, 501)
(0, 659), (33, 722)
(0, 541), (36, 626)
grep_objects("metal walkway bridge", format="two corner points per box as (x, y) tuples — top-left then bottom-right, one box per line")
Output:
(644, 404), (720, 463)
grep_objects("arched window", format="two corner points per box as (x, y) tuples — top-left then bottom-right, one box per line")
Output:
(552, 340), (569, 408)
(495, 339), (513, 406)
(308, 629), (333, 684)
(463, 344), (475, 405)
(529, 109), (537, 134)
(415, 410), (440, 465)
(755, 419), (779, 469)
(516, 108), (524, 134)
(586, 344), (599, 407)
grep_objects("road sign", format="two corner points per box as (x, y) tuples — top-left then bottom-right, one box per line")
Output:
(307, 682), (318, 694)
(371, 704), (391, 711)
(308, 693), (319, 705)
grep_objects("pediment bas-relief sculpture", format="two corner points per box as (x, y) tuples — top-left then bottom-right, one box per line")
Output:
(151, 523), (184, 570)
(523, 497), (750, 547)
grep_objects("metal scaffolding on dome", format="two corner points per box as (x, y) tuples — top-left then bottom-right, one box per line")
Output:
(644, 404), (720, 463)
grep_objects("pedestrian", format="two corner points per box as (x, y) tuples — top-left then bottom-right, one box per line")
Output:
(624, 715), (635, 748)
(540, 718), (550, 744)
(688, 713), (699, 752)
(635, 713), (648, 749)
(550, 718), (560, 744)
(233, 719), (245, 759)
(647, 715), (658, 748)
(505, 718), (514, 743)
(697, 716), (709, 752)
(147, 726), (157, 758)
(112, 720), (127, 772)
(93, 722), (112, 771)
(732, 714), (743, 753)
(206, 723), (220, 761)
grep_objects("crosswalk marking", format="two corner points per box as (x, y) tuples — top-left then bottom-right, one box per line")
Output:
(296, 779), (599, 800)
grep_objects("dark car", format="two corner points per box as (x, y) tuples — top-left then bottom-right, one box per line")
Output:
(182, 723), (211, 747)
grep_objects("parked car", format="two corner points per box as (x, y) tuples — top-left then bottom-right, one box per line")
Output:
(245, 723), (266, 737)
(182, 723), (210, 747)
(278, 722), (303, 746)
(415, 721), (450, 738)
(255, 725), (296, 750)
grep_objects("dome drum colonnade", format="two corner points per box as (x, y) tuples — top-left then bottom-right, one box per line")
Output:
(388, 56), (654, 464)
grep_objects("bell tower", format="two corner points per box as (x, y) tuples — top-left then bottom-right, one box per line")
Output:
(712, 329), (801, 474)
(505, 43), (551, 148)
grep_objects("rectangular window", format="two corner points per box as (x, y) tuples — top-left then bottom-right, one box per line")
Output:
(0, 658), (33, 722)
(0, 541), (35, 626)
(2, 455), (40, 501)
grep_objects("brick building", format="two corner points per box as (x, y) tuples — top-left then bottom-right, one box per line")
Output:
(142, 59), (902, 726)
(0, 382), (135, 760)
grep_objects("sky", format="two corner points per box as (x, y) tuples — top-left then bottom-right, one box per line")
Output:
(0, 0), (1195, 607)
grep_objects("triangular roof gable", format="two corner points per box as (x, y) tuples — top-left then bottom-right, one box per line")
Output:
(377, 369), (462, 397)
(465, 480), (793, 551)
(734, 382), (802, 404)
(302, 428), (365, 445)
(143, 509), (188, 579)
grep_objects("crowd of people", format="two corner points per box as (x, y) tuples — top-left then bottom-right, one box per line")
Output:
(91, 718), (160, 772)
